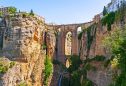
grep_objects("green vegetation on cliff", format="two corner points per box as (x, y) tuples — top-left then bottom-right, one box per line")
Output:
(8, 7), (17, 14)
(103, 28), (126, 86)
(101, 12), (115, 31)
(44, 56), (53, 86)
(68, 55), (82, 73)
(0, 58), (15, 74)
(102, 1), (126, 31)
(78, 24), (97, 57)
(86, 24), (97, 51)
(61, 55), (95, 86)
(18, 81), (27, 86)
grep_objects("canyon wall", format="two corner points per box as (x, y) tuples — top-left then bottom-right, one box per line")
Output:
(0, 14), (54, 86)
(79, 14), (125, 86)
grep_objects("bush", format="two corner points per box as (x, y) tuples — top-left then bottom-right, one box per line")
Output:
(68, 55), (82, 73)
(91, 55), (106, 61)
(82, 79), (93, 86)
(9, 61), (15, 68)
(18, 81), (27, 86)
(42, 44), (47, 50)
(22, 13), (29, 18)
(8, 7), (17, 14)
(0, 64), (8, 74)
(78, 31), (83, 40)
(22, 13), (27, 18)
(70, 70), (81, 86)
(52, 59), (60, 65)
(84, 63), (96, 71)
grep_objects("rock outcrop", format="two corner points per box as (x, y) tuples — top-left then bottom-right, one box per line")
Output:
(0, 14), (48, 86)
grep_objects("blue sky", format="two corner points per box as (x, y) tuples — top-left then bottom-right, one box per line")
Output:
(0, 0), (110, 24)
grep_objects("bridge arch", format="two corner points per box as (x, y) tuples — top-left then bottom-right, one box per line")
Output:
(77, 26), (82, 34)
(50, 22), (93, 63)
(65, 31), (72, 56)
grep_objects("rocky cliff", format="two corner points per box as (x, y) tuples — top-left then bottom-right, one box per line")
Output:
(0, 14), (51, 86)
(79, 13), (126, 86)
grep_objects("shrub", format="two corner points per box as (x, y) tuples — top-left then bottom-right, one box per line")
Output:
(84, 63), (96, 71)
(78, 31), (83, 40)
(42, 44), (47, 50)
(70, 70), (81, 86)
(82, 79), (93, 86)
(0, 64), (8, 74)
(22, 13), (27, 18)
(22, 13), (29, 18)
(68, 55), (82, 73)
(8, 7), (17, 14)
(18, 81), (27, 86)
(52, 59), (60, 65)
(91, 55), (106, 61)
(9, 61), (15, 68)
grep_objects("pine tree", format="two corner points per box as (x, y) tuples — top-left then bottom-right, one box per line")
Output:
(30, 9), (34, 16)
(103, 6), (108, 16)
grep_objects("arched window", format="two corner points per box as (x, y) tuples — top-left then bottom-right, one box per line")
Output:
(65, 32), (72, 56)
(77, 27), (82, 34)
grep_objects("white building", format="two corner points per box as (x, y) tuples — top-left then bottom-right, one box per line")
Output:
(0, 6), (10, 15)
(107, 0), (126, 12)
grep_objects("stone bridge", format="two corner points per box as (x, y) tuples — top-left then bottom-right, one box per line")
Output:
(48, 22), (93, 63)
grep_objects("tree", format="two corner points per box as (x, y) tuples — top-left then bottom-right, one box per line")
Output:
(19, 10), (21, 13)
(8, 7), (17, 14)
(29, 9), (34, 16)
(103, 6), (108, 16)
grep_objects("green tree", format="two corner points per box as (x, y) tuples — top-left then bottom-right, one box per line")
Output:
(19, 10), (21, 13)
(101, 12), (115, 31)
(29, 9), (34, 16)
(103, 6), (108, 16)
(8, 7), (17, 14)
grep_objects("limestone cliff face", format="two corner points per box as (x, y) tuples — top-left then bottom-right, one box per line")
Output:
(79, 16), (123, 86)
(0, 15), (48, 86)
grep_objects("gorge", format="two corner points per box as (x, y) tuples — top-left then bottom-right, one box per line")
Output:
(0, 0), (126, 86)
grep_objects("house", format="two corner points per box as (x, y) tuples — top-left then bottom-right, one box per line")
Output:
(107, 0), (126, 12)
(0, 6), (10, 15)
